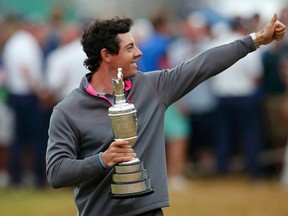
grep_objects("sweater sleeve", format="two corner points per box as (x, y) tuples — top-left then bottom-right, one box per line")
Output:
(151, 35), (256, 106)
(46, 108), (107, 188)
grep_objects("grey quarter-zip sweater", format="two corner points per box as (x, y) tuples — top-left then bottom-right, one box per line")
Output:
(46, 35), (256, 216)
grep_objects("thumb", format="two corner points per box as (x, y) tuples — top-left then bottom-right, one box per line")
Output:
(269, 13), (278, 25)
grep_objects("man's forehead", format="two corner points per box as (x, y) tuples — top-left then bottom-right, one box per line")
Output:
(118, 32), (135, 45)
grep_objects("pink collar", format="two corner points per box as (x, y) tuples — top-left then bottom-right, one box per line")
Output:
(86, 79), (132, 97)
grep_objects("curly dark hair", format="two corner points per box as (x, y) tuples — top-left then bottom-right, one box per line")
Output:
(81, 17), (134, 73)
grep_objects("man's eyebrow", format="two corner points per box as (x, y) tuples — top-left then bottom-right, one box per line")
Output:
(125, 42), (134, 48)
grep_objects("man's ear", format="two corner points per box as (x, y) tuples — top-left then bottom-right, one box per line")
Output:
(100, 48), (111, 62)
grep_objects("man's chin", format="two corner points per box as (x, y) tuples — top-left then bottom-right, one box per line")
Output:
(124, 73), (137, 79)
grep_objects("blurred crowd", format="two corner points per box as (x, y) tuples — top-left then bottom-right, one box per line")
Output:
(0, 7), (89, 189)
(0, 5), (288, 192)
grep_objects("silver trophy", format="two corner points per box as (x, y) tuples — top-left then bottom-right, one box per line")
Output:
(108, 68), (154, 198)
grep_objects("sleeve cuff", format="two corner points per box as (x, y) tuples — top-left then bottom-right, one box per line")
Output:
(98, 152), (107, 170)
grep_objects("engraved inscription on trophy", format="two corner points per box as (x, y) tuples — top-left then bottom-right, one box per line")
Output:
(108, 68), (154, 198)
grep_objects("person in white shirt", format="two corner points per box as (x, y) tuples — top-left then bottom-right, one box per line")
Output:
(2, 16), (45, 187)
(210, 17), (264, 179)
(46, 37), (88, 102)
(46, 24), (88, 103)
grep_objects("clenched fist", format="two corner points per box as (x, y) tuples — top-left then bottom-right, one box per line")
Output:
(101, 139), (137, 168)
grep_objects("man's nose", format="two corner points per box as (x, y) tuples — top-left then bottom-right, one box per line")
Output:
(135, 46), (143, 57)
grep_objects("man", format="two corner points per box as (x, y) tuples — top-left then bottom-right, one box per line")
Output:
(46, 14), (286, 216)
(2, 16), (46, 187)
(210, 17), (264, 178)
(46, 24), (88, 103)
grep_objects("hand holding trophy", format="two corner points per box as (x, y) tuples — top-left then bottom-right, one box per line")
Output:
(108, 68), (154, 198)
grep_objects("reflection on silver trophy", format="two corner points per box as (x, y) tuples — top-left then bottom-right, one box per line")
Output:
(108, 68), (154, 198)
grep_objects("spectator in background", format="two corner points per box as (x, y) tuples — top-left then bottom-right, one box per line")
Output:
(279, 51), (288, 189)
(0, 53), (14, 188)
(167, 9), (219, 177)
(40, 14), (83, 167)
(164, 104), (191, 191)
(43, 5), (65, 59)
(261, 8), (288, 154)
(2, 15), (46, 187)
(130, 18), (153, 45)
(210, 16), (264, 179)
(276, 7), (288, 188)
(137, 10), (190, 191)
(137, 9), (172, 71)
(46, 22), (89, 103)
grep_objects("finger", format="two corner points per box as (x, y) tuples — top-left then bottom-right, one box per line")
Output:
(274, 20), (286, 30)
(116, 156), (135, 163)
(112, 139), (130, 147)
(114, 153), (137, 164)
(102, 150), (136, 167)
(274, 30), (286, 36)
(274, 34), (285, 41)
(112, 151), (136, 158)
(270, 13), (278, 25)
(274, 29), (286, 36)
(114, 147), (135, 153)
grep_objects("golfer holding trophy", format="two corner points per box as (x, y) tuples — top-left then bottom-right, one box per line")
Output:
(108, 68), (154, 198)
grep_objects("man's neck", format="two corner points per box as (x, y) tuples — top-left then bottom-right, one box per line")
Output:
(89, 69), (116, 95)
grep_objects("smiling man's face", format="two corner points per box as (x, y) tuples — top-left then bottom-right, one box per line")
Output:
(110, 32), (143, 78)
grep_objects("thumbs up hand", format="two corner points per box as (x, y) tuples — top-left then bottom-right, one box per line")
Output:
(256, 13), (286, 46)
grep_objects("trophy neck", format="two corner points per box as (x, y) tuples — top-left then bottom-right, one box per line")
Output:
(113, 68), (126, 104)
(112, 78), (126, 104)
(115, 94), (126, 104)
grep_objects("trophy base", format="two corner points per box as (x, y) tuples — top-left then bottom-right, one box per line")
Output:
(110, 187), (154, 199)
(110, 158), (154, 199)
